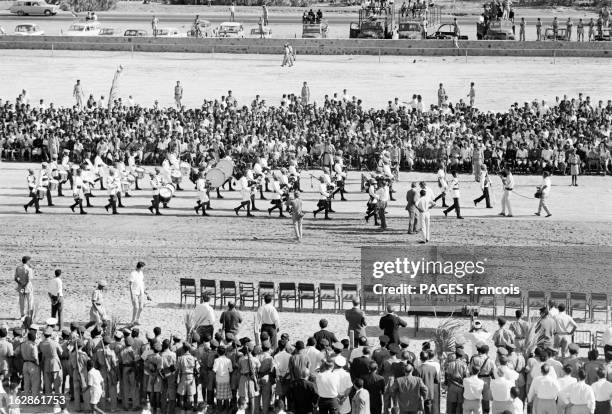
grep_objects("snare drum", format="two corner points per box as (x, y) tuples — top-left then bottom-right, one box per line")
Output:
(159, 184), (174, 202)
(171, 170), (182, 184)
(37, 188), (46, 200)
(121, 182), (131, 193)
(49, 180), (58, 192)
(135, 167), (145, 180)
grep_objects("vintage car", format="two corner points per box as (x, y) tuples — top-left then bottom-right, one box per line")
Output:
(250, 25), (272, 38)
(63, 21), (101, 36)
(544, 27), (567, 40)
(427, 23), (468, 40)
(14, 23), (45, 35)
(398, 21), (425, 39)
(98, 27), (116, 36)
(124, 29), (148, 37)
(9, 0), (58, 16)
(216, 22), (245, 38)
(593, 28), (611, 41)
(476, 19), (515, 40)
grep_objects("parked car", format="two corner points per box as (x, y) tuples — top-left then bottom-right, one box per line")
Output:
(155, 27), (186, 37)
(98, 27), (116, 36)
(14, 23), (44, 35)
(63, 21), (101, 36)
(9, 0), (58, 16)
(427, 23), (468, 40)
(544, 27), (567, 41)
(216, 22), (245, 38)
(593, 28), (611, 41)
(124, 29), (148, 37)
(250, 26), (272, 38)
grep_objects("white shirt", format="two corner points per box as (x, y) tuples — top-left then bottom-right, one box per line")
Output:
(213, 355), (232, 382)
(48, 277), (63, 297)
(273, 351), (291, 377)
(528, 374), (561, 401)
(129, 270), (145, 295)
(305, 346), (324, 374)
(603, 327), (612, 346)
(193, 302), (216, 326)
(490, 377), (515, 402)
(512, 398), (524, 414)
(316, 370), (340, 398)
(416, 197), (431, 215)
(563, 381), (595, 413)
(335, 368), (353, 414)
(463, 375), (484, 400)
(87, 368), (104, 391)
(591, 378), (612, 401)
(541, 176), (552, 196)
(257, 303), (280, 328)
(554, 312), (577, 334)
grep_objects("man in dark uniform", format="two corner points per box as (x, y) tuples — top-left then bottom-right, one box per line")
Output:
(313, 319), (338, 351)
(372, 336), (391, 368)
(470, 344), (495, 414)
(446, 349), (469, 414)
(363, 361), (385, 414)
(378, 305), (407, 345)
(345, 299), (367, 346)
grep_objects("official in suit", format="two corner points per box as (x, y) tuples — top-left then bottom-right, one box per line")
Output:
(390, 363), (428, 414)
(345, 299), (367, 345)
(378, 306), (408, 345)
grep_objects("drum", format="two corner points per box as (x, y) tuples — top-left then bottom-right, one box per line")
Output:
(171, 170), (182, 184)
(51, 170), (60, 180)
(127, 175), (136, 183)
(59, 170), (68, 182)
(217, 159), (234, 178)
(37, 188), (46, 200)
(205, 168), (226, 188)
(159, 184), (175, 202)
(49, 180), (58, 192)
(121, 182), (131, 193)
(180, 161), (191, 177)
(135, 167), (145, 179)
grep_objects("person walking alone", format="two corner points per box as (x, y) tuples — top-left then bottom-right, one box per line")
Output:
(535, 172), (552, 217)
(129, 261), (147, 326)
(47, 269), (63, 329)
(473, 165), (492, 208)
(287, 191), (305, 241)
(443, 171), (464, 219)
(499, 168), (514, 217)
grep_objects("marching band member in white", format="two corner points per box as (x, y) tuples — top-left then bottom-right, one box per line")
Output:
(148, 169), (162, 216)
(23, 169), (41, 214)
(443, 171), (464, 219)
(331, 154), (348, 201)
(194, 170), (210, 216)
(267, 175), (285, 217)
(234, 173), (254, 217)
(313, 176), (332, 220)
(69, 169), (87, 214)
(50, 154), (65, 197)
(38, 162), (54, 207)
(253, 161), (266, 200)
(433, 164), (449, 207)
(116, 162), (134, 199)
(60, 149), (73, 191)
(127, 152), (142, 191)
(82, 165), (95, 207)
(93, 153), (107, 190)
(245, 168), (259, 211)
(288, 158), (301, 191)
(104, 167), (121, 214)
(322, 167), (336, 213)
(364, 178), (379, 225)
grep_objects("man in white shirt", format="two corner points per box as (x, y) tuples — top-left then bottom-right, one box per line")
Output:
(562, 370), (595, 414)
(333, 356), (353, 414)
(490, 367), (515, 414)
(194, 294), (216, 340)
(316, 359), (340, 414)
(591, 368), (612, 414)
(554, 304), (577, 358)
(499, 168), (514, 217)
(416, 189), (434, 243)
(47, 269), (63, 328)
(528, 364), (561, 414)
(535, 171), (552, 217)
(257, 294), (280, 349)
(305, 337), (323, 375)
(375, 179), (390, 230)
(557, 365), (578, 414)
(463, 366), (485, 414)
(128, 261), (146, 325)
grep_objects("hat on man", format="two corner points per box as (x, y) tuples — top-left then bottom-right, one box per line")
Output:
(334, 355), (347, 367)
(46, 317), (58, 326)
(43, 326), (54, 336)
(497, 347), (508, 356)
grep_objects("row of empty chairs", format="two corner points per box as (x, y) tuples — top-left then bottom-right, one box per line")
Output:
(178, 279), (610, 322)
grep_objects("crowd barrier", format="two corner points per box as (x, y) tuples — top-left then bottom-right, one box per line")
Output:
(1, 35), (612, 57)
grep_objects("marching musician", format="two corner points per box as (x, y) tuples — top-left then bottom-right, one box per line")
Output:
(364, 178), (378, 225)
(69, 169), (87, 215)
(434, 164), (449, 207)
(104, 167), (121, 215)
(253, 161), (266, 200)
(82, 164), (94, 207)
(93, 152), (107, 190)
(194, 170), (210, 216)
(38, 162), (54, 207)
(245, 168), (259, 211)
(60, 150), (73, 191)
(148, 169), (163, 216)
(23, 169), (41, 214)
(375, 178), (390, 230)
(313, 176), (331, 220)
(234, 172), (254, 217)
(116, 162), (133, 199)
(50, 154), (64, 197)
(288, 157), (300, 191)
(499, 168), (514, 217)
(322, 167), (336, 213)
(331, 153), (348, 202)
(267, 175), (285, 218)
(127, 152), (142, 191)
(443, 171), (464, 219)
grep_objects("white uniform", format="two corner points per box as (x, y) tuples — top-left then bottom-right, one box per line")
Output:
(151, 175), (162, 196)
(73, 176), (85, 200)
(106, 174), (120, 196)
(437, 169), (448, 190)
(319, 182), (329, 200)
(501, 173), (514, 215)
(271, 180), (282, 200)
(239, 176), (250, 202)
(196, 178), (209, 203)
(449, 177), (460, 198)
(94, 155), (106, 179)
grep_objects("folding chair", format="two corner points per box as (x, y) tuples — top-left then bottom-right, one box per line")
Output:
(258, 281), (275, 306)
(569, 292), (588, 320)
(318, 283), (338, 311)
(527, 291), (546, 315)
(383, 291), (405, 313)
(503, 292), (523, 316)
(179, 278), (197, 307)
(549, 292), (569, 309)
(278, 283), (297, 311)
(478, 293), (497, 317)
(594, 331), (604, 353)
(200, 279), (217, 307)
(298, 283), (316, 311)
(590, 293), (609, 323)
(572, 330), (593, 350)
(238, 282), (256, 309)
(361, 285), (382, 313)
(219, 280), (237, 307)
(340, 284), (359, 309)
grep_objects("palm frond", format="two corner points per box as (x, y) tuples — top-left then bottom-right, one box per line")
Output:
(108, 315), (120, 337)
(431, 315), (464, 359)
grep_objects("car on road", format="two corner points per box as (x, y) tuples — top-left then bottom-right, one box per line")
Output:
(544, 27), (567, 41)
(98, 27), (116, 36)
(14, 23), (44, 35)
(155, 27), (186, 38)
(398, 21), (425, 39)
(216, 22), (245, 38)
(477, 19), (515, 40)
(427, 23), (468, 40)
(63, 21), (101, 36)
(250, 26), (272, 38)
(9, 0), (58, 16)
(124, 29), (148, 37)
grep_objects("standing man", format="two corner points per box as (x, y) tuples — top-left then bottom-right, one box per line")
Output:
(262, 4), (269, 25)
(129, 261), (146, 326)
(443, 171), (464, 219)
(39, 326), (63, 394)
(553, 304), (577, 358)
(174, 81), (183, 109)
(390, 364), (428, 414)
(474, 165), (492, 208)
(416, 189), (434, 243)
(287, 191), (304, 241)
(24, 169), (41, 214)
(499, 168), (514, 217)
(535, 171), (552, 218)
(73, 80), (84, 108)
(519, 18), (526, 41)
(566, 18), (573, 41)
(229, 1), (236, 21)
(467, 82), (476, 107)
(376, 179), (390, 230)
(345, 299), (366, 346)
(193, 295), (216, 340)
(437, 83), (447, 107)
(406, 182), (419, 234)
(536, 18), (542, 41)
(151, 15), (159, 37)
(15, 255), (34, 320)
(577, 18), (584, 41)
(48, 269), (63, 329)
(257, 294), (280, 350)
(219, 301), (242, 339)
(378, 305), (407, 345)
(301, 81), (310, 105)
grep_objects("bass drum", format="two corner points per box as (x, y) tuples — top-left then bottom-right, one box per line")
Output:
(205, 168), (226, 188)
(217, 159), (234, 178)
(159, 183), (175, 202)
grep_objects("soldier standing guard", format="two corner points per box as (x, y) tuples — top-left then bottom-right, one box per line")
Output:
(97, 336), (119, 412)
(70, 339), (91, 412)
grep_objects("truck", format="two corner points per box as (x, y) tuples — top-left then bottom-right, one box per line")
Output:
(349, 4), (396, 39)
(302, 19), (329, 38)
(476, 2), (516, 40)
(397, 5), (440, 39)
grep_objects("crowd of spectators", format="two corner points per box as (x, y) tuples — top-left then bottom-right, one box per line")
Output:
(1, 89), (611, 176)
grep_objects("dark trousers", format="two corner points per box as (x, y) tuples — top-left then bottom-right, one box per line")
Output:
(196, 325), (214, 341)
(378, 201), (387, 229)
(260, 324), (277, 350)
(25, 190), (40, 211)
(444, 197), (461, 217)
(318, 397), (339, 414)
(474, 187), (491, 208)
(46, 187), (53, 206)
(51, 296), (63, 328)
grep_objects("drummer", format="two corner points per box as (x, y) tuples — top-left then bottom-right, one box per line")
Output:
(82, 164), (95, 208)
(127, 152), (142, 191)
(23, 169), (42, 214)
(245, 168), (259, 212)
(69, 169), (87, 215)
(194, 170), (210, 217)
(93, 152), (107, 191)
(322, 167), (335, 213)
(148, 168), (162, 216)
(253, 161), (266, 200)
(104, 167), (121, 215)
(38, 162), (54, 207)
(234, 172), (254, 217)
(267, 174), (285, 218)
(331, 153), (347, 202)
(116, 162), (134, 199)
(50, 154), (65, 197)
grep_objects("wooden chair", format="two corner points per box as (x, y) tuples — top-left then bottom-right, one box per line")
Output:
(318, 283), (338, 311)
(200, 279), (217, 307)
(340, 284), (359, 309)
(590, 293), (609, 323)
(361, 285), (382, 313)
(278, 283), (297, 311)
(238, 282), (256, 309)
(219, 280), (237, 307)
(298, 283), (316, 311)
(258, 282), (275, 306)
(569, 292), (589, 320)
(179, 278), (197, 307)
(550, 292), (569, 309)
(572, 330), (593, 349)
